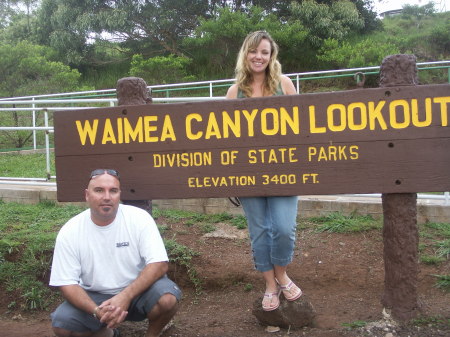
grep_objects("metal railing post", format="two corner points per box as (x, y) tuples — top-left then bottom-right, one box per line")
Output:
(32, 97), (37, 150)
(44, 110), (51, 180)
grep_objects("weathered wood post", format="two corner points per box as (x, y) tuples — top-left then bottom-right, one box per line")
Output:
(116, 77), (153, 214)
(379, 54), (420, 321)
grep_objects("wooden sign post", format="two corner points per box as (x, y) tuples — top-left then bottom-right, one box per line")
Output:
(116, 77), (153, 214)
(380, 54), (419, 321)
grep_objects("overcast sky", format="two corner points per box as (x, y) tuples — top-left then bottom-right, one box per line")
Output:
(373, 0), (450, 14)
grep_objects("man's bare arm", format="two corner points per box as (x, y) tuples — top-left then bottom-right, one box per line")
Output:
(58, 284), (98, 317)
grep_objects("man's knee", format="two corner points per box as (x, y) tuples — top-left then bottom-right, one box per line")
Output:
(158, 293), (178, 312)
(147, 293), (178, 319)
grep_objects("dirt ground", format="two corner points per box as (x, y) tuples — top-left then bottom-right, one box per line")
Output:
(0, 220), (449, 337)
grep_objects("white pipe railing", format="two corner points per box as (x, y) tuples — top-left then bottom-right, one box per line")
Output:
(1, 60), (448, 102)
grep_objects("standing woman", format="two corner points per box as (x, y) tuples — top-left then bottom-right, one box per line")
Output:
(226, 31), (302, 311)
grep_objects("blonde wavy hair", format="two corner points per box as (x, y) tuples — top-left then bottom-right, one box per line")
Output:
(235, 31), (282, 98)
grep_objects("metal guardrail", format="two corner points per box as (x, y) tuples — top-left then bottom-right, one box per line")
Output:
(1, 62), (449, 205)
(1, 60), (448, 102)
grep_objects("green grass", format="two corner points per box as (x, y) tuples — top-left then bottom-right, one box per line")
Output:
(0, 200), (86, 310)
(306, 212), (383, 233)
(431, 275), (450, 292)
(411, 315), (450, 327)
(163, 239), (201, 294)
(0, 152), (56, 178)
(153, 208), (246, 230)
(341, 320), (367, 329)
(419, 222), (450, 271)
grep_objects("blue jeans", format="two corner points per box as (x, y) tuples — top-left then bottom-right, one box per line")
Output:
(240, 196), (298, 272)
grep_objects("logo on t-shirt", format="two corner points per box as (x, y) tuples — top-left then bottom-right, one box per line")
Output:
(116, 242), (130, 248)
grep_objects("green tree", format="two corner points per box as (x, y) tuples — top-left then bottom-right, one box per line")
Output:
(0, 41), (80, 98)
(350, 0), (382, 33)
(36, 0), (210, 65)
(318, 38), (399, 68)
(290, 0), (365, 48)
(379, 6), (449, 61)
(0, 0), (40, 41)
(183, 6), (307, 78)
(36, 0), (97, 65)
(0, 41), (81, 148)
(129, 54), (196, 85)
(282, 0), (365, 70)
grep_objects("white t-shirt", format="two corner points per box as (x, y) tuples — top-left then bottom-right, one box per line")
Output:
(50, 204), (168, 294)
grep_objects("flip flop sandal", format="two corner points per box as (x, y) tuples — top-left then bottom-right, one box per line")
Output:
(262, 289), (281, 311)
(279, 281), (302, 301)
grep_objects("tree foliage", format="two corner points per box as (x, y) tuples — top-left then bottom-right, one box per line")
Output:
(0, 0), (39, 42)
(0, 41), (81, 148)
(318, 38), (399, 68)
(129, 54), (196, 85)
(36, 0), (210, 65)
(0, 0), (448, 92)
(0, 41), (80, 98)
(290, 0), (364, 47)
(183, 6), (303, 78)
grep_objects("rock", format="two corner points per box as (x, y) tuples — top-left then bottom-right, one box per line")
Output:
(265, 326), (280, 333)
(252, 295), (316, 330)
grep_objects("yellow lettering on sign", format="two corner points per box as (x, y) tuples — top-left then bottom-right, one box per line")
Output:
(160, 115), (176, 141)
(205, 112), (221, 139)
(77, 115), (177, 145)
(144, 116), (158, 142)
(281, 107), (299, 135)
(153, 152), (212, 168)
(117, 118), (123, 143)
(248, 148), (298, 164)
(186, 114), (203, 140)
(185, 107), (300, 140)
(222, 110), (241, 138)
(309, 98), (447, 133)
(261, 108), (279, 135)
(242, 109), (258, 137)
(188, 175), (256, 187)
(368, 101), (387, 130)
(347, 102), (367, 130)
(327, 104), (347, 132)
(434, 96), (449, 126)
(74, 95), (450, 146)
(76, 119), (99, 145)
(302, 173), (319, 184)
(124, 117), (143, 143)
(102, 119), (116, 144)
(389, 100), (411, 129)
(309, 105), (326, 133)
(308, 145), (359, 162)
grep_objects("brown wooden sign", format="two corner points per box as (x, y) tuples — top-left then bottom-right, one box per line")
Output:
(54, 84), (450, 201)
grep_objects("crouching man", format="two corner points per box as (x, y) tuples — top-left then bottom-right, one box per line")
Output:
(50, 169), (181, 337)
